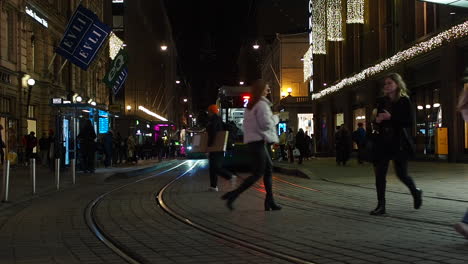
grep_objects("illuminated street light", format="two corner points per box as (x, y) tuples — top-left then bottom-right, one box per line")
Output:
(160, 45), (168, 51)
(183, 98), (188, 103)
(281, 92), (287, 98)
(76, 96), (83, 102)
(126, 105), (132, 110)
(27, 78), (36, 86)
(287, 87), (292, 96)
(239, 81), (244, 85)
(253, 44), (260, 50)
(90, 101), (97, 106)
(176, 80), (181, 84)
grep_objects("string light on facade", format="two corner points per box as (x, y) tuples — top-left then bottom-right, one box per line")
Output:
(312, 0), (327, 54)
(312, 21), (468, 100)
(327, 0), (344, 41)
(303, 45), (313, 82)
(346, 0), (364, 24)
(109, 32), (124, 59)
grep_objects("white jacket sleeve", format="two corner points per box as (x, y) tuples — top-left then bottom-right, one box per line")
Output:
(256, 101), (276, 132)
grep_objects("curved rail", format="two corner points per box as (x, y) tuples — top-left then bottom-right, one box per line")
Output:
(156, 164), (315, 264)
(85, 160), (192, 264)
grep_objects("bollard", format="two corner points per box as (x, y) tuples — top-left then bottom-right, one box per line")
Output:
(55, 158), (60, 190)
(71, 159), (76, 185)
(2, 160), (10, 202)
(31, 158), (36, 195)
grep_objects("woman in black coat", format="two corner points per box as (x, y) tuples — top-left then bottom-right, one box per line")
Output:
(370, 73), (422, 216)
(295, 129), (307, 164)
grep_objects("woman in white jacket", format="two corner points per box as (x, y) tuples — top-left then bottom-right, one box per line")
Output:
(221, 79), (281, 211)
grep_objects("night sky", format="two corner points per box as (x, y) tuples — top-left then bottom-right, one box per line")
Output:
(164, 0), (308, 110)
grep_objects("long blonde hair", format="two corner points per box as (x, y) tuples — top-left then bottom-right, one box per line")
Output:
(247, 79), (267, 110)
(384, 73), (408, 100)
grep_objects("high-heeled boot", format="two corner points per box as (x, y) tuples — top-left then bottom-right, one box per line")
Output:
(221, 191), (238, 211)
(264, 196), (282, 211)
(412, 188), (423, 209)
(370, 201), (386, 215)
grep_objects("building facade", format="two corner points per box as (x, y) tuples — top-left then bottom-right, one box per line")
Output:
(310, 0), (468, 162)
(0, 0), (111, 158)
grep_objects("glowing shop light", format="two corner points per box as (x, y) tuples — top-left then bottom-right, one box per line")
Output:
(138, 106), (168, 121)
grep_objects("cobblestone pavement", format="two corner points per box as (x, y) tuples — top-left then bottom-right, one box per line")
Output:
(0, 157), (467, 263)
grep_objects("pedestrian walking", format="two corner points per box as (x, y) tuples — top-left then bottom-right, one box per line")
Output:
(207, 104), (236, 192)
(352, 122), (367, 164)
(38, 133), (49, 166)
(25, 131), (37, 163)
(295, 128), (306, 165)
(335, 125), (351, 166)
(127, 135), (136, 164)
(286, 128), (295, 163)
(78, 120), (97, 173)
(0, 125), (5, 164)
(103, 130), (113, 167)
(370, 73), (422, 216)
(221, 80), (281, 211)
(278, 128), (287, 161)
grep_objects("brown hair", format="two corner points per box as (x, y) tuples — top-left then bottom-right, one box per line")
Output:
(247, 79), (267, 110)
(383, 72), (408, 101)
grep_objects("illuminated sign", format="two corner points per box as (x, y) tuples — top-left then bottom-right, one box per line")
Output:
(419, 0), (468, 7)
(242, 95), (250, 108)
(112, 0), (124, 3)
(52, 98), (63, 104)
(25, 6), (48, 28)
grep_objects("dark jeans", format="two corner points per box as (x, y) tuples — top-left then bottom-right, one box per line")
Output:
(208, 151), (232, 188)
(462, 210), (468, 224)
(82, 151), (95, 172)
(288, 145), (294, 163)
(231, 141), (274, 200)
(104, 150), (112, 167)
(279, 144), (286, 160)
(373, 152), (418, 204)
(0, 148), (3, 164)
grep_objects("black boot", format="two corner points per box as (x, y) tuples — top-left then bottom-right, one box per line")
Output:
(221, 191), (238, 211)
(412, 188), (423, 209)
(370, 201), (386, 215)
(264, 196), (282, 211)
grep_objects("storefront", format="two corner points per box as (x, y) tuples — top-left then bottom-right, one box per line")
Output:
(297, 113), (314, 135)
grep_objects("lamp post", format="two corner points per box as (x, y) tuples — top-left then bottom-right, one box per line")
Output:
(26, 78), (35, 116)
(287, 87), (292, 96)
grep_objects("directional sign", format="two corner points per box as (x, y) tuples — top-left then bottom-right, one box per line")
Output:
(56, 5), (111, 70)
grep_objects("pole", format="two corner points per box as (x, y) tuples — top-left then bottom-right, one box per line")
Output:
(2, 160), (10, 202)
(31, 158), (36, 194)
(55, 158), (60, 190)
(71, 159), (76, 185)
(57, 60), (68, 76)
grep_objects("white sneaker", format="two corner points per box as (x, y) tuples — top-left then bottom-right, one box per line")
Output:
(208, 186), (219, 192)
(454, 222), (468, 239)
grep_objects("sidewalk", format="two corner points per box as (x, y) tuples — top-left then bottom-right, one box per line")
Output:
(0, 158), (165, 210)
(274, 157), (468, 201)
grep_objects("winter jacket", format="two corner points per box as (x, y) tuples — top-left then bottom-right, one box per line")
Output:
(243, 96), (279, 144)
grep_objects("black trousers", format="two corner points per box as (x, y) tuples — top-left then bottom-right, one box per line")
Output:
(208, 151), (232, 188)
(279, 144), (286, 160)
(373, 152), (418, 204)
(232, 141), (274, 200)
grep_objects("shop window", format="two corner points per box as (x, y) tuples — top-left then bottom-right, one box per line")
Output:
(353, 108), (366, 131)
(335, 113), (344, 129)
(298, 113), (314, 136)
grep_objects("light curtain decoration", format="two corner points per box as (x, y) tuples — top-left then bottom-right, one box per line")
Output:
(327, 0), (344, 41)
(312, 21), (468, 100)
(312, 0), (327, 54)
(346, 0), (364, 24)
(303, 45), (313, 81)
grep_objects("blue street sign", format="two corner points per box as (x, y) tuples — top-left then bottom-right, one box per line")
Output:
(112, 67), (128, 95)
(56, 5), (111, 70)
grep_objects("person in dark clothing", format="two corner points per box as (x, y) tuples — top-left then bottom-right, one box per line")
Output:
(207, 104), (235, 192)
(25, 131), (37, 163)
(78, 120), (97, 173)
(295, 128), (306, 164)
(0, 125), (5, 164)
(370, 73), (422, 216)
(39, 133), (49, 166)
(103, 131), (113, 167)
(335, 125), (352, 165)
(352, 122), (367, 164)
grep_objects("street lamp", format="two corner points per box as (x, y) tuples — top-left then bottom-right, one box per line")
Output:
(27, 78), (36, 86)
(126, 105), (132, 111)
(90, 101), (97, 106)
(160, 45), (168, 51)
(76, 96), (83, 103)
(176, 80), (180, 84)
(253, 43), (260, 50)
(281, 92), (287, 98)
(287, 87), (292, 96)
(239, 81), (244, 85)
(183, 98), (188, 103)
(26, 78), (35, 115)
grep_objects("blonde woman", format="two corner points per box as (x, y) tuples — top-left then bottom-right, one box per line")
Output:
(370, 73), (422, 215)
(221, 80), (281, 211)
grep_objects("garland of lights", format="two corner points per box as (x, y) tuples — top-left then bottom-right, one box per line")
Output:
(303, 45), (313, 81)
(346, 0), (364, 24)
(312, 0), (327, 54)
(312, 21), (468, 100)
(327, 0), (344, 41)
